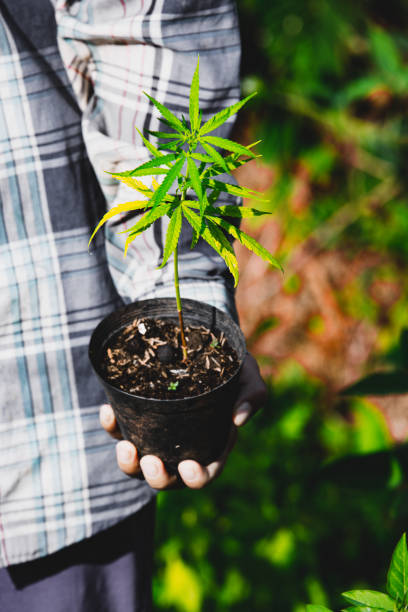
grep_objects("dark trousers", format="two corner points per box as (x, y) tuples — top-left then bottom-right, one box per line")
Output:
(0, 499), (156, 612)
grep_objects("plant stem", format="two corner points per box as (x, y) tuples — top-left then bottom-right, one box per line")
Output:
(174, 244), (188, 362)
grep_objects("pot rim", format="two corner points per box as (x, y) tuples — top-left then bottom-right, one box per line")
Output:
(89, 297), (246, 404)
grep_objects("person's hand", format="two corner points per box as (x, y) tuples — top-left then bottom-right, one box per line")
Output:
(99, 352), (267, 490)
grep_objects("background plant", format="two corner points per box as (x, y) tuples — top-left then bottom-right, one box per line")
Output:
(307, 533), (408, 612)
(151, 2), (408, 611)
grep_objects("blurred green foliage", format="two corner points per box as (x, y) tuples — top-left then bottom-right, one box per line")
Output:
(153, 1), (408, 610)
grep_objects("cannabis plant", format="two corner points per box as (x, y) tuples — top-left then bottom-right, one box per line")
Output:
(89, 57), (281, 361)
(306, 533), (408, 612)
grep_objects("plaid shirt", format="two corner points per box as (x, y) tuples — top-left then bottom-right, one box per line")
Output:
(0, 0), (240, 566)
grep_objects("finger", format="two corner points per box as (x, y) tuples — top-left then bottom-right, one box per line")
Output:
(116, 440), (142, 476)
(140, 455), (179, 490)
(233, 353), (267, 427)
(99, 404), (123, 440)
(178, 425), (238, 489)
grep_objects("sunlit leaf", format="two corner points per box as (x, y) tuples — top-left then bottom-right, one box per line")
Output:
(184, 201), (270, 218)
(126, 153), (178, 177)
(387, 534), (408, 600)
(201, 141), (228, 173)
(342, 590), (394, 610)
(187, 156), (203, 205)
(135, 128), (177, 168)
(182, 205), (239, 285)
(123, 203), (172, 255)
(143, 91), (185, 134)
(108, 173), (153, 196)
(159, 205), (183, 268)
(189, 56), (200, 132)
(207, 215), (282, 271)
(190, 152), (213, 164)
(88, 200), (149, 247)
(146, 130), (181, 140)
(201, 177), (267, 201)
(201, 135), (256, 158)
(199, 92), (257, 136)
(149, 154), (186, 211)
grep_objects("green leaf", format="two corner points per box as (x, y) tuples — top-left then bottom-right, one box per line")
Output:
(202, 152), (259, 179)
(182, 205), (239, 286)
(341, 371), (408, 396)
(342, 590), (395, 610)
(190, 152), (214, 164)
(108, 173), (153, 196)
(370, 26), (401, 75)
(135, 128), (177, 169)
(143, 91), (185, 134)
(342, 607), (386, 612)
(201, 135), (256, 158)
(159, 205), (183, 268)
(88, 200), (149, 247)
(149, 154), (186, 211)
(202, 177), (267, 202)
(146, 130), (181, 140)
(387, 533), (408, 600)
(157, 141), (183, 152)
(305, 606), (333, 612)
(184, 200), (270, 219)
(199, 92), (257, 136)
(125, 153), (178, 176)
(124, 204), (171, 255)
(207, 215), (282, 272)
(189, 56), (200, 132)
(201, 141), (228, 173)
(186, 156), (203, 205)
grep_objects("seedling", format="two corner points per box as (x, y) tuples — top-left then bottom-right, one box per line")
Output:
(168, 381), (179, 391)
(89, 57), (282, 361)
(210, 339), (220, 349)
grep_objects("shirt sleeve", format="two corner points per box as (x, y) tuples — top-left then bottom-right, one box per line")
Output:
(54, 0), (242, 320)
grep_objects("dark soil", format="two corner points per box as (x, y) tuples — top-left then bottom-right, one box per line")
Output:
(102, 317), (239, 399)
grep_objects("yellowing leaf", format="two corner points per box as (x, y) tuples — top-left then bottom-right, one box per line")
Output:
(88, 201), (149, 247)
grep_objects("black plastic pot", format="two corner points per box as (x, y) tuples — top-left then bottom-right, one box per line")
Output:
(89, 298), (246, 475)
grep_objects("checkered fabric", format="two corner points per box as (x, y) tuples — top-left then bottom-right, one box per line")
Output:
(0, 0), (241, 566)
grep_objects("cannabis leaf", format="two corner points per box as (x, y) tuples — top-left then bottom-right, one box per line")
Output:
(199, 91), (257, 135)
(159, 205), (183, 269)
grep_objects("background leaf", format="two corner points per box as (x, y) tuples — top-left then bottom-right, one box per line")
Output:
(342, 590), (394, 610)
(341, 372), (408, 396)
(387, 534), (408, 600)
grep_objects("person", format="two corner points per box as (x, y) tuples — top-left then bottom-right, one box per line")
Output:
(0, 0), (266, 610)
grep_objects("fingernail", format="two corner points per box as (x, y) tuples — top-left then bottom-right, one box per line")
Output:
(101, 404), (114, 425)
(233, 401), (251, 427)
(116, 442), (135, 464)
(179, 463), (197, 482)
(140, 458), (159, 478)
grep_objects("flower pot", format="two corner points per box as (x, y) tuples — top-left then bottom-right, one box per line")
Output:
(89, 297), (246, 475)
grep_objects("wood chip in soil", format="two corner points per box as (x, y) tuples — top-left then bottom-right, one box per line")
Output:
(102, 318), (239, 399)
